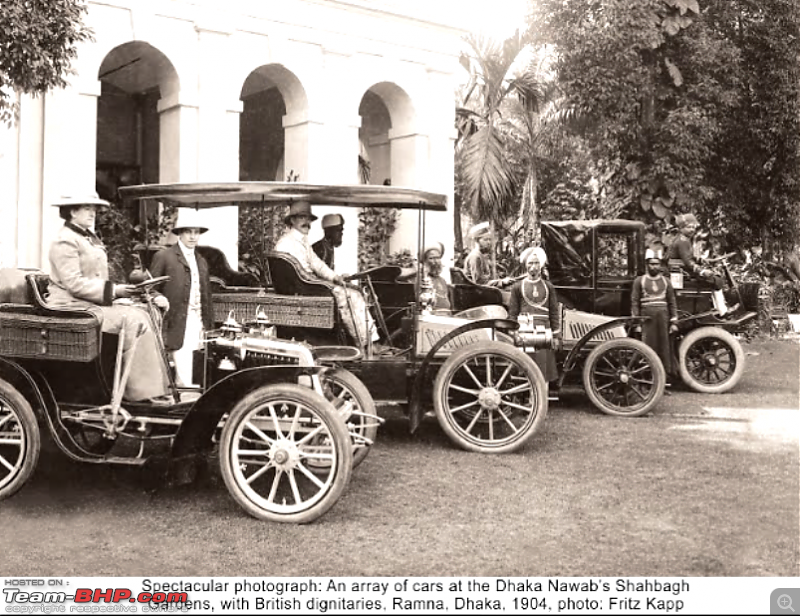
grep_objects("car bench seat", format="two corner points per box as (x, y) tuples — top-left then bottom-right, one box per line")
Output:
(0, 271), (102, 362)
(208, 252), (337, 332)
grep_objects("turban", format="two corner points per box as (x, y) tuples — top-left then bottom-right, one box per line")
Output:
(520, 246), (547, 267)
(468, 222), (492, 241)
(419, 241), (445, 262)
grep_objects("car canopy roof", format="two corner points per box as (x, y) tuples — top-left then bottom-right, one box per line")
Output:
(119, 181), (447, 211)
(541, 219), (646, 234)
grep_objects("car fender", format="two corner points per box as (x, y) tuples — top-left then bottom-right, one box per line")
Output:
(558, 316), (647, 386)
(408, 318), (519, 434)
(170, 365), (325, 458)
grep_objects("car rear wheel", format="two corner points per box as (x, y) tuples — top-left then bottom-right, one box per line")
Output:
(583, 339), (665, 417)
(678, 327), (745, 393)
(433, 341), (547, 453)
(219, 384), (352, 524)
(320, 368), (379, 469)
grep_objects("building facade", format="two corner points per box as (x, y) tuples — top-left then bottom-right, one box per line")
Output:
(0, 0), (464, 274)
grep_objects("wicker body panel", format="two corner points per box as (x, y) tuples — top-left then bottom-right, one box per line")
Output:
(0, 308), (100, 362)
(212, 293), (335, 329)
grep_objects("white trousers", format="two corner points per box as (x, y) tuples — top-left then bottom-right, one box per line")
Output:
(172, 307), (204, 386)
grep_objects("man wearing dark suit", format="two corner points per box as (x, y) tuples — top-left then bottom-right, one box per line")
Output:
(150, 209), (213, 386)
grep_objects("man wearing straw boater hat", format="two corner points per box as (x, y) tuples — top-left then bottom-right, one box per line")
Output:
(149, 208), (213, 387)
(47, 193), (171, 403)
(312, 213), (344, 270)
(463, 222), (513, 289)
(275, 200), (379, 349)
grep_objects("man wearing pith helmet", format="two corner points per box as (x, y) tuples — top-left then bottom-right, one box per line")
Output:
(275, 200), (378, 349)
(312, 213), (344, 270)
(463, 222), (513, 289)
(632, 247), (678, 389)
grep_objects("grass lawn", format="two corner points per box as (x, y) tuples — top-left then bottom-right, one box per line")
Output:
(1, 340), (797, 577)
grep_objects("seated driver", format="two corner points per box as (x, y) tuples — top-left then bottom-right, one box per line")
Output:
(275, 201), (379, 349)
(417, 242), (452, 315)
(667, 213), (732, 316)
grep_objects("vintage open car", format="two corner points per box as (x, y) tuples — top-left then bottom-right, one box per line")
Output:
(541, 219), (759, 393)
(120, 183), (668, 459)
(0, 264), (373, 523)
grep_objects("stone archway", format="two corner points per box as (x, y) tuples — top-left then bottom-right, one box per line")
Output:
(239, 64), (309, 182)
(358, 82), (426, 256)
(96, 41), (179, 196)
(95, 41), (179, 277)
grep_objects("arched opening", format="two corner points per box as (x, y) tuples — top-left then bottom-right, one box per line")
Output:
(238, 65), (308, 281)
(239, 64), (308, 182)
(358, 90), (392, 186)
(95, 41), (178, 199)
(94, 41), (179, 277)
(357, 82), (419, 265)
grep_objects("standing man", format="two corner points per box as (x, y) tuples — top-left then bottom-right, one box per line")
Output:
(668, 213), (730, 316)
(150, 209), (213, 387)
(463, 222), (513, 288)
(508, 247), (561, 384)
(275, 201), (378, 349)
(313, 213), (344, 269)
(632, 248), (678, 390)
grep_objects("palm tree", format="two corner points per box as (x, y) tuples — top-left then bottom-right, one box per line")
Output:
(456, 32), (567, 257)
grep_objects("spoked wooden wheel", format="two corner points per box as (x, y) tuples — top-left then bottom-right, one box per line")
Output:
(678, 327), (745, 393)
(219, 384), (352, 524)
(320, 368), (379, 469)
(0, 380), (40, 500)
(433, 341), (547, 453)
(583, 339), (665, 417)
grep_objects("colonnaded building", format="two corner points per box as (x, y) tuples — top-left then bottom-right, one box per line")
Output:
(0, 0), (467, 274)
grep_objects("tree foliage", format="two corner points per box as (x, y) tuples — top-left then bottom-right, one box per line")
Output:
(528, 0), (799, 252)
(0, 0), (92, 124)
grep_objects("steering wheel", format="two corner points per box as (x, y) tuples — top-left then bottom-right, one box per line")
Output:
(131, 275), (170, 292)
(705, 252), (737, 264)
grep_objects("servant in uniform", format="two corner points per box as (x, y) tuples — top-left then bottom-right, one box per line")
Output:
(508, 247), (561, 382)
(312, 213), (344, 270)
(632, 248), (678, 386)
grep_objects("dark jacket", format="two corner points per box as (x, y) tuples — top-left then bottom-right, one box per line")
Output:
(149, 243), (213, 351)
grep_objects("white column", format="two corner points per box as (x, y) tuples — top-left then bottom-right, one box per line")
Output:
(39, 84), (101, 270)
(0, 94), (21, 268)
(388, 128), (434, 259)
(191, 21), (241, 266)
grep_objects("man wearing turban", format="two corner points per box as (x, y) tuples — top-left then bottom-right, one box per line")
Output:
(463, 222), (513, 289)
(417, 242), (452, 315)
(508, 246), (561, 382)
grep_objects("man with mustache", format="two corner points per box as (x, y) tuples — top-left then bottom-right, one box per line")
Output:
(275, 201), (378, 349)
(508, 246), (560, 384)
(417, 242), (452, 315)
